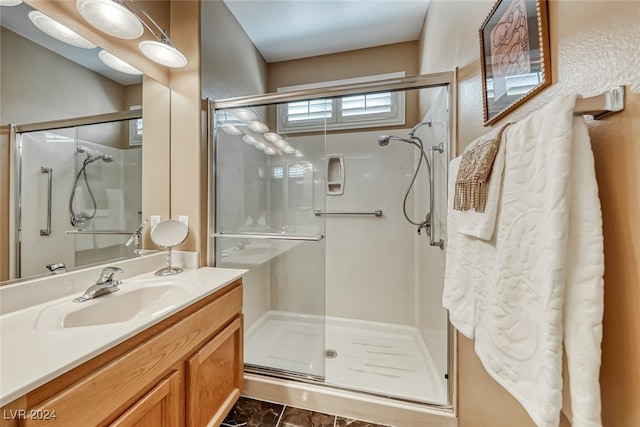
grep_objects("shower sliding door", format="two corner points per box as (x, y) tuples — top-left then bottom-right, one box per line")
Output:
(213, 104), (327, 380)
(13, 115), (143, 278)
(210, 73), (454, 407)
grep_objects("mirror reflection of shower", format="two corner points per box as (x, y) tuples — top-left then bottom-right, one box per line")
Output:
(377, 120), (433, 234)
(69, 146), (114, 228)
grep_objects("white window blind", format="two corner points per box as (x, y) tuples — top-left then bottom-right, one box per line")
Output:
(277, 72), (405, 133)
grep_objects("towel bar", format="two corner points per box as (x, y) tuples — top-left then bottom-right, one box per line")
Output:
(574, 86), (624, 119)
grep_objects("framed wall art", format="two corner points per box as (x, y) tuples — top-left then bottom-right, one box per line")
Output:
(479, 0), (551, 126)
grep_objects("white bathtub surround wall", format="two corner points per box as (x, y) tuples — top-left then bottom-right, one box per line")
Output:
(15, 131), (143, 278)
(323, 129), (416, 325)
(18, 130), (76, 277)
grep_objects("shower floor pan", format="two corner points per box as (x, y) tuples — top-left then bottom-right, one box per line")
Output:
(245, 311), (447, 405)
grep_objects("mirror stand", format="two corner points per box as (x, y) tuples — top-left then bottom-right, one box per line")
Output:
(150, 219), (189, 276)
(156, 247), (182, 276)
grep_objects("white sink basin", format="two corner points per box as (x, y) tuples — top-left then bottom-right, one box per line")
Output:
(35, 282), (188, 330)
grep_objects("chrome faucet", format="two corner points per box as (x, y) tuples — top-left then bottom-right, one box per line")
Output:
(125, 220), (147, 256)
(73, 266), (124, 303)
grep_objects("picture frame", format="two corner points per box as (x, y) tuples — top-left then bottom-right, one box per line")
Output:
(479, 0), (551, 126)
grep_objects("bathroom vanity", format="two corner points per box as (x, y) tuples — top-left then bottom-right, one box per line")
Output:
(0, 259), (246, 427)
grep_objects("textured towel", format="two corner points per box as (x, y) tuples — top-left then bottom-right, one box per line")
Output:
(443, 95), (604, 427)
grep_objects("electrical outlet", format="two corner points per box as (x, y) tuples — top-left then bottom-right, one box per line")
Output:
(179, 215), (189, 228)
(150, 215), (161, 229)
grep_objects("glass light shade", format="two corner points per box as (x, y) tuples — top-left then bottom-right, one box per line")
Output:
(220, 123), (243, 135)
(29, 11), (97, 49)
(247, 121), (269, 133)
(274, 139), (289, 149)
(0, 0), (23, 6)
(76, 0), (144, 40)
(282, 145), (296, 154)
(98, 50), (142, 75)
(264, 132), (282, 143)
(139, 40), (187, 68)
(243, 135), (258, 145)
(232, 109), (257, 122)
(264, 147), (276, 155)
(254, 142), (266, 150)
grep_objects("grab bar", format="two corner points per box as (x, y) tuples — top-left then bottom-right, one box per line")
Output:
(40, 166), (52, 236)
(66, 230), (138, 235)
(314, 209), (382, 217)
(213, 232), (324, 242)
(430, 143), (444, 249)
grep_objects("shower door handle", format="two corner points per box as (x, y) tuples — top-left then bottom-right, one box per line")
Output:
(213, 232), (324, 242)
(40, 166), (52, 236)
(429, 144), (444, 249)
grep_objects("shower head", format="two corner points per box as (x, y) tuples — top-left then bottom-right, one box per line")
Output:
(377, 134), (415, 146)
(85, 153), (113, 164)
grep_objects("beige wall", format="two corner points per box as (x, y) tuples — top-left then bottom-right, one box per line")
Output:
(268, 41), (420, 127)
(0, 28), (128, 125)
(201, 1), (268, 100)
(419, 1), (640, 426)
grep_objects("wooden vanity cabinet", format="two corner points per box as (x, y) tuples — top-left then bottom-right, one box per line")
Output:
(0, 280), (243, 427)
(186, 317), (243, 427)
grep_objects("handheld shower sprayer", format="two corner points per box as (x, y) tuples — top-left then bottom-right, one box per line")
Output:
(377, 130), (432, 233)
(69, 148), (114, 228)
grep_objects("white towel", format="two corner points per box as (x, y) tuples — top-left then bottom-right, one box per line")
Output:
(443, 95), (604, 427)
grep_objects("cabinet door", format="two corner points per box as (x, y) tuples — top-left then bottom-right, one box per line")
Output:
(110, 369), (183, 427)
(186, 316), (243, 427)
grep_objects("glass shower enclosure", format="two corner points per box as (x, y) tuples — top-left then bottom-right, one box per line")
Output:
(211, 73), (454, 407)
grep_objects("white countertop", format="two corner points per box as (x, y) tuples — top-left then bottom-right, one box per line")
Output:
(0, 266), (246, 406)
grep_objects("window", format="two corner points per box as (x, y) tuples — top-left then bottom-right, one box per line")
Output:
(277, 73), (405, 133)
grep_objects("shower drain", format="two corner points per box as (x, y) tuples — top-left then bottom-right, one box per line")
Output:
(324, 349), (338, 359)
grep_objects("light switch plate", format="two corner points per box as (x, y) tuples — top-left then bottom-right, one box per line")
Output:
(150, 215), (161, 229)
(179, 215), (189, 228)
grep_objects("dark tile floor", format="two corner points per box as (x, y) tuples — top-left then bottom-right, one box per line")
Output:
(222, 396), (393, 427)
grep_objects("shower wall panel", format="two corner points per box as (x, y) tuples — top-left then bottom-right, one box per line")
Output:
(323, 129), (416, 325)
(19, 131), (76, 277)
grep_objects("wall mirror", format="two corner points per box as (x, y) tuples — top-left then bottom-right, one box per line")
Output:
(0, 1), (171, 283)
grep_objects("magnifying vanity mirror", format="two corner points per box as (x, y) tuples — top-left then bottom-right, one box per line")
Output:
(150, 220), (189, 276)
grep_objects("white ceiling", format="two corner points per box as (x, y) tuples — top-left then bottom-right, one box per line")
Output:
(222, 0), (431, 63)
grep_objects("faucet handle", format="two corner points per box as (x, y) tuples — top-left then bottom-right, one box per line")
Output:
(98, 266), (124, 283)
(46, 263), (66, 274)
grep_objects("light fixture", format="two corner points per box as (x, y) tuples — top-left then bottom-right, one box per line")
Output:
(232, 109), (257, 122)
(254, 142), (266, 150)
(0, 0), (23, 6)
(76, 0), (187, 68)
(29, 11), (97, 49)
(274, 140), (289, 149)
(98, 49), (142, 74)
(220, 123), (243, 135)
(247, 121), (269, 133)
(264, 147), (276, 155)
(243, 135), (258, 145)
(264, 132), (282, 143)
(282, 146), (296, 154)
(76, 0), (143, 40)
(139, 39), (186, 68)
